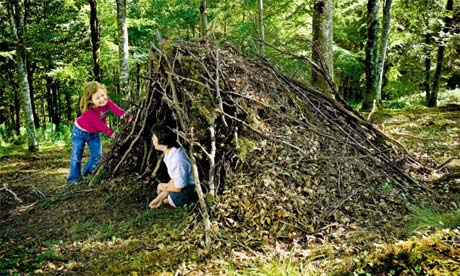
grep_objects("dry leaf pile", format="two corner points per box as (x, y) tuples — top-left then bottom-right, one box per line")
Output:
(96, 41), (430, 249)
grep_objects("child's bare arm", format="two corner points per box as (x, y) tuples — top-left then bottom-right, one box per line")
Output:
(157, 179), (181, 193)
(149, 191), (169, 208)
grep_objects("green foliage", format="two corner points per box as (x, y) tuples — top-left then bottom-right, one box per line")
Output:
(236, 260), (314, 276)
(36, 123), (71, 148)
(236, 137), (258, 160)
(382, 92), (425, 109)
(347, 99), (362, 110)
(381, 89), (460, 110)
(0, 123), (70, 155)
(405, 204), (460, 232)
(437, 88), (460, 106)
(334, 47), (364, 80)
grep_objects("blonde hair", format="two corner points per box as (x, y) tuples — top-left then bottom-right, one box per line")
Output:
(80, 81), (107, 112)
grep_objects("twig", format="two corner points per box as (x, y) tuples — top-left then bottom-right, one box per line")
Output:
(437, 157), (454, 171)
(220, 110), (308, 155)
(431, 171), (460, 184)
(1, 183), (23, 203)
(31, 185), (46, 199)
(387, 131), (431, 141)
(189, 127), (212, 251)
(320, 187), (363, 220)
(213, 49), (228, 127)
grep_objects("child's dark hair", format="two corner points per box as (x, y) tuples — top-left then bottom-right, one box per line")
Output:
(152, 121), (178, 148)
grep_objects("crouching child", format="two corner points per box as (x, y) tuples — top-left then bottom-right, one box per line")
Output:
(149, 123), (198, 208)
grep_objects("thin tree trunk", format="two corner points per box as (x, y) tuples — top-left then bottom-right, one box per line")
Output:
(428, 0), (454, 107)
(27, 61), (40, 128)
(376, 0), (392, 101)
(200, 0), (208, 37)
(311, 0), (334, 91)
(7, 0), (39, 152)
(89, 0), (102, 81)
(52, 81), (61, 127)
(424, 32), (432, 104)
(423, 0), (433, 102)
(135, 63), (141, 101)
(64, 89), (72, 122)
(13, 85), (20, 135)
(257, 0), (265, 56)
(223, 0), (228, 36)
(0, 86), (3, 126)
(116, 0), (129, 95)
(362, 0), (380, 111)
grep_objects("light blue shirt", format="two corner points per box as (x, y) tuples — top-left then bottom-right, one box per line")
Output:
(163, 147), (195, 189)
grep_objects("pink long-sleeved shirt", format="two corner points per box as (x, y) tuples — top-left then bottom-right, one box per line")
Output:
(76, 99), (125, 137)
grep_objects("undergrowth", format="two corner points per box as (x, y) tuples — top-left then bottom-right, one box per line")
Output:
(405, 205), (460, 233)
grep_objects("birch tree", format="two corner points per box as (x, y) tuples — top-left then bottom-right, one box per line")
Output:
(257, 0), (265, 56)
(117, 0), (129, 94)
(7, 0), (39, 152)
(423, 1), (433, 104)
(376, 0), (393, 100)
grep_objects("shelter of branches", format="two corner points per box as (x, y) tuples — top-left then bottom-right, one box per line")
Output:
(95, 41), (429, 249)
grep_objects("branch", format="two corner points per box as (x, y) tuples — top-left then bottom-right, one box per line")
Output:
(1, 183), (23, 203)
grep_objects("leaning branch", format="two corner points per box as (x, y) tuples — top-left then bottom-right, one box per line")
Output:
(1, 183), (23, 203)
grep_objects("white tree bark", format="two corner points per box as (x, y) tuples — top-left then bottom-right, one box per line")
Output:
(257, 0), (265, 56)
(377, 0), (393, 100)
(7, 0), (39, 152)
(117, 0), (129, 94)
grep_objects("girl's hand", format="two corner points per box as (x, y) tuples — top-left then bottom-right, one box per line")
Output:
(123, 114), (133, 123)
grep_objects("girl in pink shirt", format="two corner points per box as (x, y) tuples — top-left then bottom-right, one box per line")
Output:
(67, 81), (129, 184)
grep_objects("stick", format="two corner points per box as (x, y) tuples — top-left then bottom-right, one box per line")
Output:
(189, 128), (212, 251)
(1, 183), (23, 203)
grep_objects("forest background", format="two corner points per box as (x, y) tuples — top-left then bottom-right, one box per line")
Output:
(1, 0), (459, 151)
(1, 0), (460, 275)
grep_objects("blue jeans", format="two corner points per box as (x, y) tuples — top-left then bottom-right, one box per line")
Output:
(169, 185), (198, 207)
(67, 124), (102, 184)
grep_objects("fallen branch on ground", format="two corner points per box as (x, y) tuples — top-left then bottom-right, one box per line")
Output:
(1, 183), (23, 203)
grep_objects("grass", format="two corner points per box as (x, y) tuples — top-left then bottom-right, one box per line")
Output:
(405, 205), (460, 232)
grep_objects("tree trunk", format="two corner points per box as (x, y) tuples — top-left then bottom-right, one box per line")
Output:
(89, 0), (102, 81)
(135, 62), (141, 101)
(200, 0), (208, 37)
(376, 0), (392, 101)
(362, 0), (380, 111)
(0, 86), (3, 127)
(257, 0), (265, 56)
(424, 32), (432, 103)
(116, 0), (129, 95)
(64, 89), (73, 123)
(428, 0), (454, 107)
(27, 61), (40, 128)
(45, 77), (61, 127)
(7, 0), (39, 152)
(13, 84), (20, 136)
(311, 0), (334, 91)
